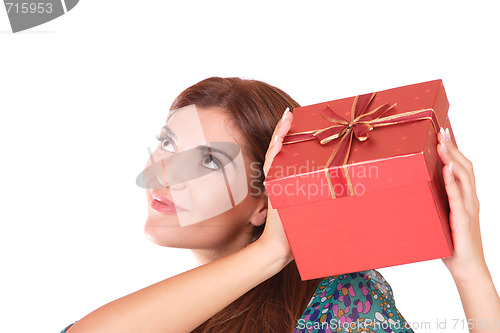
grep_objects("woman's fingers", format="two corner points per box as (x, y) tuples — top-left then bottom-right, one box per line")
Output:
(260, 108), (295, 262)
(437, 129), (479, 213)
(436, 127), (486, 280)
(263, 108), (293, 178)
(441, 160), (468, 225)
(438, 129), (477, 192)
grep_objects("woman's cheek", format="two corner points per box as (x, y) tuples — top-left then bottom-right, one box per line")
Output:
(177, 172), (235, 226)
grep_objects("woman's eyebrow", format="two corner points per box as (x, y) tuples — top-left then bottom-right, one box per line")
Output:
(161, 125), (178, 144)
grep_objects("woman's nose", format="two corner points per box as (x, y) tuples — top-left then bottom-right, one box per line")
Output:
(156, 174), (168, 187)
(156, 159), (186, 190)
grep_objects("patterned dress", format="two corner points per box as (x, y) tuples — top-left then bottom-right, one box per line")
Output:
(293, 269), (413, 333)
(60, 269), (413, 333)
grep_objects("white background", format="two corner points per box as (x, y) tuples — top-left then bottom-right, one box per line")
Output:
(1, 1), (499, 332)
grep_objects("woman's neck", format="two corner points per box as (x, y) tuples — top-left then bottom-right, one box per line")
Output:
(191, 234), (253, 265)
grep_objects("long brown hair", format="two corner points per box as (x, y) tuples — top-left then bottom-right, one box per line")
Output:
(171, 77), (323, 333)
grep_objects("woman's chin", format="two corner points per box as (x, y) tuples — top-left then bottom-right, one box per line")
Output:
(143, 220), (198, 248)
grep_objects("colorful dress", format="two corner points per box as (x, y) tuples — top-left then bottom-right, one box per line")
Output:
(293, 269), (413, 333)
(61, 269), (413, 333)
(60, 323), (75, 333)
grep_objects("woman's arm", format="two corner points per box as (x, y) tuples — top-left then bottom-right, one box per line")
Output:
(68, 240), (290, 333)
(453, 265), (500, 332)
(437, 128), (500, 332)
(67, 109), (295, 333)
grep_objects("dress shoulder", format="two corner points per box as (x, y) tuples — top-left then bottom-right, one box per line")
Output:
(60, 322), (76, 333)
(293, 269), (414, 333)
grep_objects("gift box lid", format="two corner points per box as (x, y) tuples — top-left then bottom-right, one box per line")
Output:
(264, 80), (453, 209)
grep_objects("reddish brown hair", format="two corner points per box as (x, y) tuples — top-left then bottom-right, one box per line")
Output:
(170, 77), (323, 332)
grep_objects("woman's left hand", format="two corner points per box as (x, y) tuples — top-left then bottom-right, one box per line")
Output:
(260, 108), (295, 266)
(437, 127), (487, 282)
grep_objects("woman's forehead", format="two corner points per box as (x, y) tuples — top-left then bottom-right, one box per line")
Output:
(166, 105), (241, 144)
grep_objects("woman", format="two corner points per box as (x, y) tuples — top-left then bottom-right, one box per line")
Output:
(61, 77), (500, 333)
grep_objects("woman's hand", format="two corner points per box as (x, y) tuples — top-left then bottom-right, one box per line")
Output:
(438, 128), (500, 332)
(258, 108), (295, 266)
(437, 127), (487, 282)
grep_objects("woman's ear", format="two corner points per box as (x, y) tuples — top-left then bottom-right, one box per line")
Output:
(249, 197), (268, 227)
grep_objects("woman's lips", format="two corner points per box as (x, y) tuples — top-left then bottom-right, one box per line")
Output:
(150, 191), (187, 214)
(151, 199), (177, 214)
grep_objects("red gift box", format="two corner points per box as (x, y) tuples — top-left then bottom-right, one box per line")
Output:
(263, 80), (456, 281)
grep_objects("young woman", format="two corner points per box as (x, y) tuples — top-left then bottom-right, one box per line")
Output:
(61, 77), (500, 333)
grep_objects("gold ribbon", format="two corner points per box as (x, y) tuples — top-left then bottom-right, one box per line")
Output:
(283, 93), (441, 199)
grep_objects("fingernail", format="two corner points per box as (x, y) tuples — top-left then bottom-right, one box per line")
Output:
(449, 161), (454, 176)
(440, 127), (445, 137)
(280, 108), (289, 124)
(445, 128), (451, 141)
(440, 140), (448, 153)
(274, 134), (279, 143)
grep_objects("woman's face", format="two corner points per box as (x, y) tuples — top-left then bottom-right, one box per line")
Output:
(142, 105), (267, 254)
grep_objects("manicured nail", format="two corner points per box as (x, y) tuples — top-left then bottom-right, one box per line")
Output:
(440, 140), (448, 153)
(274, 134), (279, 143)
(449, 161), (454, 176)
(440, 127), (445, 138)
(280, 108), (290, 124)
(444, 128), (451, 141)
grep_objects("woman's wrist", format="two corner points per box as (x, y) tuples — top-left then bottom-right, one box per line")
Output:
(450, 262), (500, 333)
(252, 237), (294, 272)
(450, 260), (491, 286)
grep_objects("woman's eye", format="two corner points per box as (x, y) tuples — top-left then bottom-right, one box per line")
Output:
(161, 139), (175, 152)
(156, 134), (175, 152)
(201, 154), (220, 170)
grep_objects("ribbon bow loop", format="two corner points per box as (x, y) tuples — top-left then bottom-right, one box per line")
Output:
(314, 93), (393, 146)
(352, 122), (373, 141)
